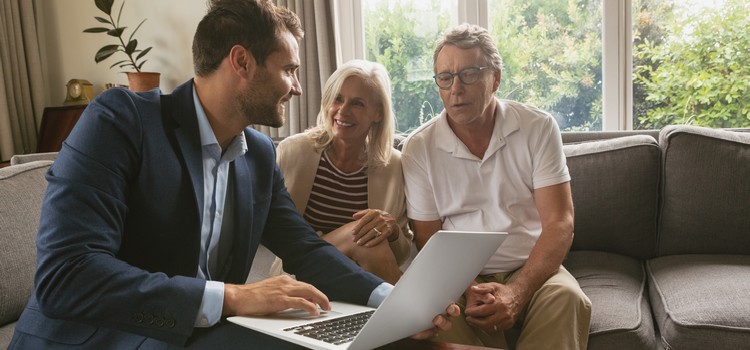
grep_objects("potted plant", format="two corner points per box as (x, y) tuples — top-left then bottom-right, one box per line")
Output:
(84, 0), (160, 92)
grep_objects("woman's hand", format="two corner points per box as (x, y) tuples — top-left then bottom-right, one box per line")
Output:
(351, 209), (398, 246)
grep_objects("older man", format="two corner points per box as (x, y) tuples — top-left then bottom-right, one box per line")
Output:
(402, 23), (592, 350)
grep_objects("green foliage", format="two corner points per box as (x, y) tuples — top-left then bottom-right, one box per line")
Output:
(365, 0), (604, 132)
(634, 0), (750, 129)
(83, 0), (152, 72)
(490, 0), (602, 131)
(363, 1), (448, 133)
(631, 0), (674, 129)
(365, 0), (750, 132)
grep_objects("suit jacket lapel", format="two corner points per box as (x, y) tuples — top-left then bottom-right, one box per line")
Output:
(229, 153), (255, 283)
(162, 79), (204, 214)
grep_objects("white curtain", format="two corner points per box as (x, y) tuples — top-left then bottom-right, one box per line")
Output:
(0, 0), (46, 161)
(256, 0), (336, 140)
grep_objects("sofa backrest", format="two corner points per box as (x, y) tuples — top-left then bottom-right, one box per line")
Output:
(10, 152), (58, 165)
(564, 135), (661, 259)
(657, 125), (750, 256)
(562, 130), (660, 144)
(0, 160), (52, 327)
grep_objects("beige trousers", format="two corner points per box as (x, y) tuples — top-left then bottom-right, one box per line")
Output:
(435, 266), (592, 350)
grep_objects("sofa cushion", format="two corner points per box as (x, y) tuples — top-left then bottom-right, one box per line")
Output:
(0, 323), (16, 348)
(658, 126), (750, 255)
(564, 251), (657, 350)
(564, 135), (660, 259)
(0, 161), (52, 327)
(647, 255), (750, 349)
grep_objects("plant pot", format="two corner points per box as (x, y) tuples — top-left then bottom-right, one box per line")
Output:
(127, 72), (161, 92)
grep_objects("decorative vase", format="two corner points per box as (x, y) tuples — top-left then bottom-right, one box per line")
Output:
(126, 72), (161, 92)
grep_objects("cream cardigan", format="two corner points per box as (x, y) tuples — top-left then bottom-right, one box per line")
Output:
(276, 132), (413, 265)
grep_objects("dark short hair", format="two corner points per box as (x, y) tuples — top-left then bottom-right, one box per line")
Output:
(192, 0), (303, 76)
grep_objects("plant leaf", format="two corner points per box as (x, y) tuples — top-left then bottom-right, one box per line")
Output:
(94, 16), (112, 25)
(128, 19), (147, 42)
(107, 27), (126, 37)
(109, 60), (129, 69)
(95, 45), (120, 63)
(136, 47), (152, 60)
(83, 27), (110, 33)
(94, 0), (115, 15)
(125, 39), (137, 54)
(116, 0), (126, 24)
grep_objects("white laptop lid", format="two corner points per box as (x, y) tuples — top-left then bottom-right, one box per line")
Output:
(228, 230), (507, 350)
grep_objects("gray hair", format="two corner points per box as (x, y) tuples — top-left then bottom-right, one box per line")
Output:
(433, 23), (503, 72)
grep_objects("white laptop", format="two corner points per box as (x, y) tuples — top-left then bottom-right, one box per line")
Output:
(228, 230), (507, 350)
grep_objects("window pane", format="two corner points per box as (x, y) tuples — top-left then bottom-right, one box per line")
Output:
(362, 0), (457, 133)
(633, 0), (750, 129)
(488, 0), (603, 131)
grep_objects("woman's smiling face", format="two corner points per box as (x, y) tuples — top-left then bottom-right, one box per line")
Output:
(328, 76), (383, 143)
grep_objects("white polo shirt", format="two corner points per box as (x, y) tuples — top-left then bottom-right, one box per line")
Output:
(401, 98), (570, 274)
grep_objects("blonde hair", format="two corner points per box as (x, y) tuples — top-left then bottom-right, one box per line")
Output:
(307, 59), (395, 169)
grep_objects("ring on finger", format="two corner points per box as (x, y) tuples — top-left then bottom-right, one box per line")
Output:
(493, 325), (498, 332)
(373, 227), (382, 237)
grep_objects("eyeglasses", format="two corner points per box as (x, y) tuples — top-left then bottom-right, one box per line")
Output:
(433, 66), (491, 90)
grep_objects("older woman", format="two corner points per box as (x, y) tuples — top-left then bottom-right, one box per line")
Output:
(274, 60), (410, 284)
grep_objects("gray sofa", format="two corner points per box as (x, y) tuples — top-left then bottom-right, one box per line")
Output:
(2, 125), (749, 349)
(562, 125), (750, 349)
(0, 160), (53, 348)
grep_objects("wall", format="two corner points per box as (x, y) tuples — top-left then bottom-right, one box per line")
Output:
(37, 0), (207, 106)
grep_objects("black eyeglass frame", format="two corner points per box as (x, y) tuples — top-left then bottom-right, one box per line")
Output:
(433, 66), (492, 90)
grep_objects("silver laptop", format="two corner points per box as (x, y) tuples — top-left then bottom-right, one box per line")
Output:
(228, 230), (507, 350)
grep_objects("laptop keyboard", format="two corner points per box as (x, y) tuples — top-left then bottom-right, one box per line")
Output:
(283, 310), (375, 345)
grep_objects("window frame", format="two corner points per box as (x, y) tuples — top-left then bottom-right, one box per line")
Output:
(334, 0), (634, 131)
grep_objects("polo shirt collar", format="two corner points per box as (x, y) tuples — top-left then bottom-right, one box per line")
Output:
(434, 98), (520, 161)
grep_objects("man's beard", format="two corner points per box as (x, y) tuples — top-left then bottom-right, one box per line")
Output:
(238, 93), (286, 128)
(237, 68), (287, 128)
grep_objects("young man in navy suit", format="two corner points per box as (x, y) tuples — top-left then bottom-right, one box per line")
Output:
(9, 0), (455, 348)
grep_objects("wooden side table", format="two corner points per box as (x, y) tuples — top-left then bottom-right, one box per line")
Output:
(37, 105), (87, 153)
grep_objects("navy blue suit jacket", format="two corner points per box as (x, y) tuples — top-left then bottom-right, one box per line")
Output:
(10, 80), (382, 349)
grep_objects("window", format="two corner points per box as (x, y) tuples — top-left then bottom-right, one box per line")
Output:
(335, 0), (750, 132)
(361, 0), (457, 133)
(488, 0), (603, 131)
(632, 0), (750, 129)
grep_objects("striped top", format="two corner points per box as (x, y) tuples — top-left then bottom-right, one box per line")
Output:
(303, 152), (368, 234)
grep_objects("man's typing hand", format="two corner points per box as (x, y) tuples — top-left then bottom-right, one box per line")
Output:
(222, 275), (331, 317)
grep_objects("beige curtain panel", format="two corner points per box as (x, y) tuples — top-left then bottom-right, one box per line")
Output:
(0, 0), (46, 161)
(255, 0), (336, 140)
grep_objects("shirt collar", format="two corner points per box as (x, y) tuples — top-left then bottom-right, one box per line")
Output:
(192, 86), (248, 161)
(435, 98), (519, 160)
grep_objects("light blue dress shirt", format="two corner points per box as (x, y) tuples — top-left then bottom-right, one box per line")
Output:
(192, 87), (246, 327)
(190, 87), (392, 328)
